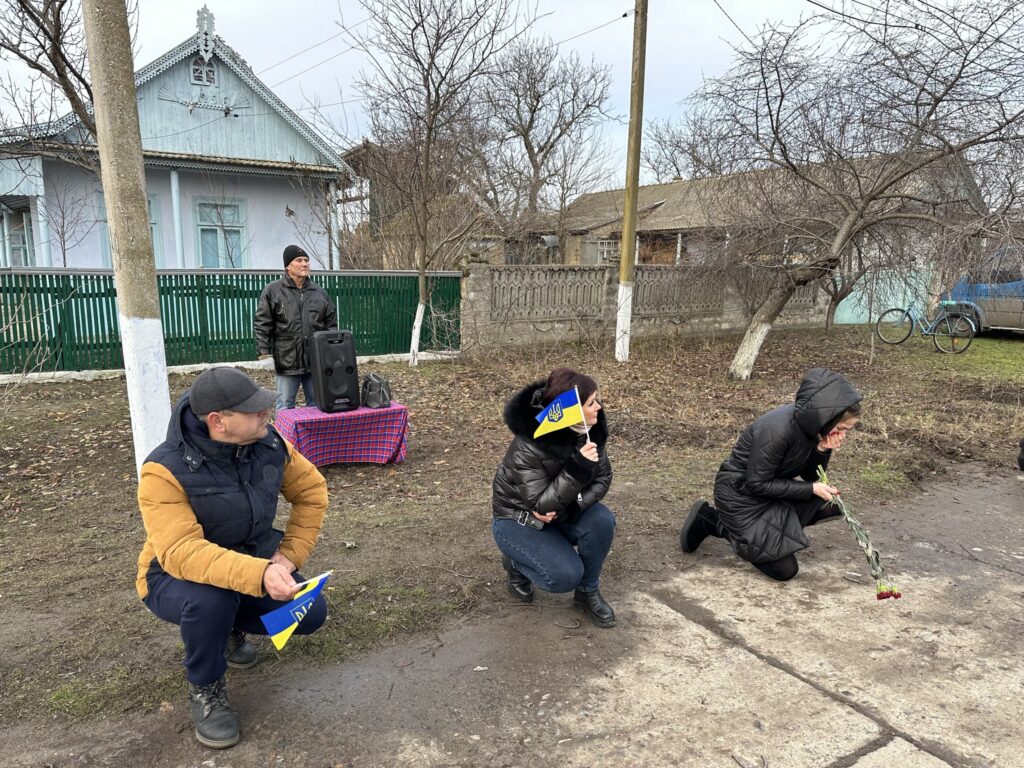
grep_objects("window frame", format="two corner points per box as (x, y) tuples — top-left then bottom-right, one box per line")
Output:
(190, 56), (216, 86)
(193, 197), (248, 269)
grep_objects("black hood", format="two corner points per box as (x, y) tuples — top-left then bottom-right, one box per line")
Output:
(793, 368), (863, 438)
(503, 380), (608, 446)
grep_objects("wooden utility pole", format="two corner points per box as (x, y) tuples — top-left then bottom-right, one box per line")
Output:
(82, 0), (170, 474)
(615, 0), (648, 362)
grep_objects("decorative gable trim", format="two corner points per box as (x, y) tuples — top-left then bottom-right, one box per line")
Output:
(18, 7), (350, 175)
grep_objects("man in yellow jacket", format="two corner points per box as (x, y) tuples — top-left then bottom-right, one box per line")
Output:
(137, 366), (328, 749)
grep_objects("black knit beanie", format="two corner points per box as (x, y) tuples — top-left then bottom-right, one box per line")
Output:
(283, 244), (307, 268)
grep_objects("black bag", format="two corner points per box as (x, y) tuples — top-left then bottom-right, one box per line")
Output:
(361, 373), (392, 409)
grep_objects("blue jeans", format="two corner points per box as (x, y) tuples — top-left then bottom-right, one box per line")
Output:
(143, 570), (328, 685)
(276, 373), (314, 410)
(492, 503), (616, 593)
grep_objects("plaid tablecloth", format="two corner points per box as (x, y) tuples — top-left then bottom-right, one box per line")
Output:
(273, 403), (409, 467)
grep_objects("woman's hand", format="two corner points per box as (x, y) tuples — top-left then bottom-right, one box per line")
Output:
(531, 510), (558, 523)
(812, 481), (840, 502)
(579, 441), (598, 462)
(817, 429), (847, 452)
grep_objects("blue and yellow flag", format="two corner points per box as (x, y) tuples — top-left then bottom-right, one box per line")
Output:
(534, 388), (585, 438)
(260, 571), (330, 651)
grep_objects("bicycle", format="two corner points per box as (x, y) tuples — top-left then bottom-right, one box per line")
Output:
(875, 300), (975, 354)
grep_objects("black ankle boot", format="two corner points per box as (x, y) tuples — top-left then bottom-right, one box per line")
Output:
(573, 588), (616, 628)
(501, 555), (534, 602)
(225, 629), (259, 669)
(189, 676), (240, 749)
(680, 499), (715, 553)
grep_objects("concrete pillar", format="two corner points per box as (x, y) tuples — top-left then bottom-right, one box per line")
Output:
(170, 169), (185, 268)
(675, 232), (682, 266)
(35, 194), (52, 267)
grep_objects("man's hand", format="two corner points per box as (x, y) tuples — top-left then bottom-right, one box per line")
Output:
(812, 481), (840, 502)
(263, 562), (299, 601)
(270, 551), (297, 573)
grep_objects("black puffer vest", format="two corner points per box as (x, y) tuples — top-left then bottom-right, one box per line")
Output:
(143, 393), (290, 577)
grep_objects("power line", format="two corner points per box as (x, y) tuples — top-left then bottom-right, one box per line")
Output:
(258, 17), (371, 75)
(710, 0), (756, 47)
(556, 9), (634, 45)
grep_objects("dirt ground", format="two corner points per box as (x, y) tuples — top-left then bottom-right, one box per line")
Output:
(1, 326), (1021, 766)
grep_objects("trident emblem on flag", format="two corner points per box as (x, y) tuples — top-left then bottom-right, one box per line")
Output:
(547, 402), (563, 422)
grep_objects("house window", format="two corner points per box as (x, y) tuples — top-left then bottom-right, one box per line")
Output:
(191, 56), (216, 86)
(3, 212), (35, 266)
(597, 239), (619, 263)
(98, 195), (161, 268)
(196, 199), (246, 268)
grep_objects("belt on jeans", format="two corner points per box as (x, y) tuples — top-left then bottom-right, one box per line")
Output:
(515, 510), (545, 530)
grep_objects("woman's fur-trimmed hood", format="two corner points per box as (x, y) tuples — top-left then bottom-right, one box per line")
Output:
(503, 380), (608, 446)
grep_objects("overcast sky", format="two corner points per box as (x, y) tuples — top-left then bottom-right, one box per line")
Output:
(128, 0), (813, 181)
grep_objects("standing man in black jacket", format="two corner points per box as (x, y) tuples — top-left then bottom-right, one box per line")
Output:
(254, 245), (338, 410)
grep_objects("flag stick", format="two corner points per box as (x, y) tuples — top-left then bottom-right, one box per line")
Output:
(292, 570), (333, 590)
(574, 385), (591, 443)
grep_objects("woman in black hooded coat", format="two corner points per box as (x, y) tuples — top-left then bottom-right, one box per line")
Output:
(491, 367), (617, 627)
(681, 367), (863, 581)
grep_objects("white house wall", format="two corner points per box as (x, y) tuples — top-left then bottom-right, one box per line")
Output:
(39, 158), (328, 270)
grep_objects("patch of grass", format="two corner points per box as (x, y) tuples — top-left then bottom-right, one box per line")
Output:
(858, 461), (909, 491)
(894, 333), (1023, 382)
(46, 667), (182, 720)
(294, 583), (463, 663)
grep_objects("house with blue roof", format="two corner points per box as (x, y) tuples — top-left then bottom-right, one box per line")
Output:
(0, 6), (352, 270)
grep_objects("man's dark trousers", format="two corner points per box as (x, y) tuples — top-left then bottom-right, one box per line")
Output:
(144, 570), (328, 685)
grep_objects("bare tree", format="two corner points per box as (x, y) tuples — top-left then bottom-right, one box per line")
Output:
(648, 1), (1024, 379)
(0, 0), (132, 168)
(45, 177), (98, 267)
(354, 0), (524, 365)
(464, 36), (614, 259)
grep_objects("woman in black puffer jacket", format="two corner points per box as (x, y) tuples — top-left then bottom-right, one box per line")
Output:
(681, 367), (863, 581)
(491, 367), (617, 627)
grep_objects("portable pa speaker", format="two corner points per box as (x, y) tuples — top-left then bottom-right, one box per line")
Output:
(310, 329), (359, 413)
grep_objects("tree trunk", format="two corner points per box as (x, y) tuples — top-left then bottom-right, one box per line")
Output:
(825, 297), (839, 333)
(728, 282), (798, 381)
(408, 240), (428, 367)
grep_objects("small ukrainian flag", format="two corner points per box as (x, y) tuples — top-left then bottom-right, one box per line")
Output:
(260, 571), (330, 651)
(534, 387), (585, 438)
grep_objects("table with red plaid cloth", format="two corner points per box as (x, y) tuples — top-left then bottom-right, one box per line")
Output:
(273, 403), (409, 467)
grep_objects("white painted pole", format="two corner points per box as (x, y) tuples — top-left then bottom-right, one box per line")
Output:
(170, 169), (185, 268)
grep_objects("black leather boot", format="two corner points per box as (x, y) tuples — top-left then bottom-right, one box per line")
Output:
(573, 588), (616, 628)
(189, 676), (240, 749)
(501, 555), (534, 602)
(680, 499), (717, 553)
(225, 629), (259, 669)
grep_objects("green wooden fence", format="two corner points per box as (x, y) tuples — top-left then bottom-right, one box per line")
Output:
(0, 269), (461, 374)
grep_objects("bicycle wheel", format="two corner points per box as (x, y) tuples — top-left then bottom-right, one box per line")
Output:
(932, 314), (974, 354)
(876, 308), (913, 344)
